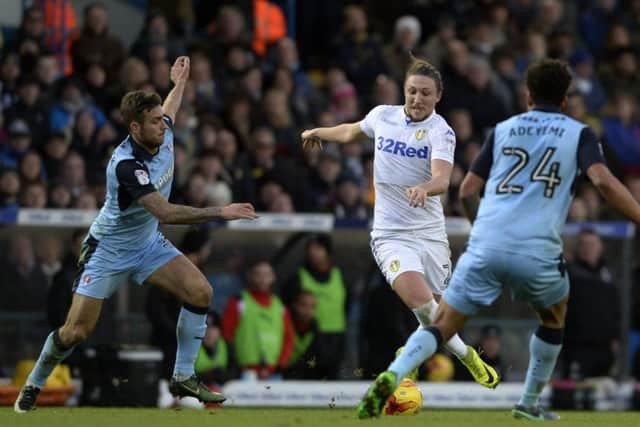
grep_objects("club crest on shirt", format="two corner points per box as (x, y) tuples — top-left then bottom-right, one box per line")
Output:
(415, 129), (427, 140)
(135, 169), (150, 185)
(389, 259), (400, 273)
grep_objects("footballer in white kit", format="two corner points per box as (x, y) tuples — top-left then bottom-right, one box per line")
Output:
(362, 104), (456, 294)
(301, 59), (499, 420)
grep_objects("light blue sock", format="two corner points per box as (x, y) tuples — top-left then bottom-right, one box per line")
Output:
(172, 305), (207, 378)
(519, 333), (562, 407)
(388, 327), (439, 385)
(27, 330), (74, 388)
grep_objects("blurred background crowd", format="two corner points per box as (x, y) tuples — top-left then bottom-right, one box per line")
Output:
(1, 0), (640, 400)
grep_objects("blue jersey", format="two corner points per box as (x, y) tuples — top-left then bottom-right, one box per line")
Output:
(89, 115), (174, 249)
(468, 107), (604, 257)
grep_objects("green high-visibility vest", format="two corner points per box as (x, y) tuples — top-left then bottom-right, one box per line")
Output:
(195, 339), (228, 374)
(299, 267), (346, 333)
(289, 329), (315, 366)
(234, 291), (284, 366)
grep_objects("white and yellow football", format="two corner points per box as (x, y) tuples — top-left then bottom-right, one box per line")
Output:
(382, 378), (423, 416)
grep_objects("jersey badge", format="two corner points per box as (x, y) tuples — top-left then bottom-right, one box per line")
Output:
(135, 169), (150, 185)
(389, 259), (400, 273)
(415, 129), (427, 140)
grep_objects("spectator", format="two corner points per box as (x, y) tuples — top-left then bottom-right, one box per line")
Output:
(0, 168), (21, 210)
(600, 47), (640, 100)
(50, 76), (106, 134)
(71, 2), (126, 84)
(569, 49), (607, 114)
(360, 270), (416, 379)
(0, 235), (48, 311)
(0, 53), (22, 110)
(244, 126), (303, 208)
(454, 325), (508, 382)
(260, 87), (300, 156)
(383, 16), (425, 86)
(282, 234), (347, 379)
(21, 182), (47, 208)
(7, 6), (47, 74)
(601, 94), (640, 176)
(0, 119), (33, 169)
(195, 311), (233, 386)
(283, 290), (325, 379)
(47, 229), (86, 328)
(61, 151), (88, 198)
(222, 260), (294, 380)
(131, 10), (185, 64)
(207, 248), (246, 315)
(331, 5), (388, 107)
(306, 150), (342, 212)
(35, 235), (63, 287)
(19, 150), (46, 185)
(3, 75), (50, 144)
(334, 175), (368, 221)
(35, 52), (61, 102)
(422, 15), (457, 69)
(562, 229), (620, 379)
(42, 131), (70, 182)
(47, 183), (72, 208)
(196, 150), (233, 207)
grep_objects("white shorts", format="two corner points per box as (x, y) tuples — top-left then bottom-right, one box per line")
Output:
(370, 230), (451, 294)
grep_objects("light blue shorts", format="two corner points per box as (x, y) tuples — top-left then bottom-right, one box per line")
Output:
(443, 245), (569, 315)
(73, 231), (182, 299)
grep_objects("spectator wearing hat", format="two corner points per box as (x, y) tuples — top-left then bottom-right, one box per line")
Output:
(0, 119), (33, 169)
(282, 234), (348, 379)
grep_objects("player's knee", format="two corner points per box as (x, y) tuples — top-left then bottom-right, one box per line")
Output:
(60, 324), (92, 346)
(191, 281), (212, 307)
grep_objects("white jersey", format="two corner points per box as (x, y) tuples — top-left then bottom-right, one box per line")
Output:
(360, 105), (456, 240)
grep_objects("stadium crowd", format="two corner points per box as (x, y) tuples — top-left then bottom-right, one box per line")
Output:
(2, 0), (640, 386)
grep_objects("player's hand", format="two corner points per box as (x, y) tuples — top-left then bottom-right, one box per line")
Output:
(170, 56), (190, 84)
(221, 203), (258, 220)
(301, 129), (323, 150)
(406, 184), (429, 208)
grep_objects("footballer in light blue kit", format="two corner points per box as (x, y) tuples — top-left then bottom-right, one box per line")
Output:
(359, 59), (640, 420)
(15, 57), (257, 413)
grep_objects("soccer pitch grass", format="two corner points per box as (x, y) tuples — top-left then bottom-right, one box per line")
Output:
(2, 408), (639, 427)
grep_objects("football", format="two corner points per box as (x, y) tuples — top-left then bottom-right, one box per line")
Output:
(382, 378), (423, 416)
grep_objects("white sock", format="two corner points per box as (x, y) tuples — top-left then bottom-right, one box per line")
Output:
(412, 299), (468, 359)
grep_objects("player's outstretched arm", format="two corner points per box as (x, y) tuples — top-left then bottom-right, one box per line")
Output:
(138, 191), (257, 224)
(162, 56), (190, 123)
(301, 122), (365, 149)
(587, 163), (640, 225)
(459, 172), (486, 223)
